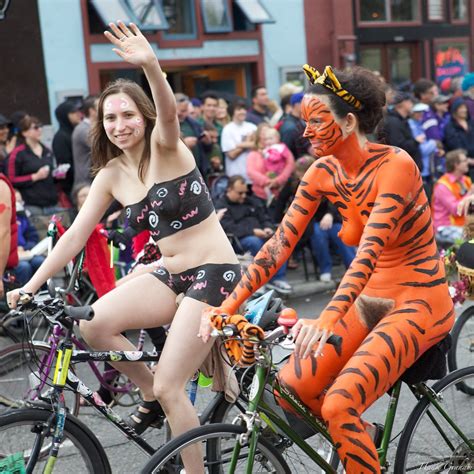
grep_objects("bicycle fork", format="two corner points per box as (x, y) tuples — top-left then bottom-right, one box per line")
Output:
(42, 339), (73, 474)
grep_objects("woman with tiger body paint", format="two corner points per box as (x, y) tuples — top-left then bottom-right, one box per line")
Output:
(200, 65), (454, 473)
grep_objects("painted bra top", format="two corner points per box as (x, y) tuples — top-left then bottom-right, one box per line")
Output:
(125, 167), (215, 241)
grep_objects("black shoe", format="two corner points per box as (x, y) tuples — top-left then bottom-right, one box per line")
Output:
(128, 400), (165, 435)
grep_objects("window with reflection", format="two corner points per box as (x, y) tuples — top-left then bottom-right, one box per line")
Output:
(162, 0), (196, 36)
(451, 0), (468, 20)
(359, 0), (419, 22)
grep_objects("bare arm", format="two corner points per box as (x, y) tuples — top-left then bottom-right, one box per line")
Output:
(104, 22), (179, 149)
(0, 181), (12, 298)
(17, 170), (114, 296)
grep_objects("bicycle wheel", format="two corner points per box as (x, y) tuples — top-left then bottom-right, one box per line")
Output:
(0, 407), (111, 474)
(0, 342), (80, 415)
(142, 423), (290, 473)
(448, 306), (474, 395)
(394, 366), (474, 473)
(209, 392), (340, 473)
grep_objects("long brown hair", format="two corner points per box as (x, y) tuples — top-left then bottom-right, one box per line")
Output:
(90, 79), (156, 181)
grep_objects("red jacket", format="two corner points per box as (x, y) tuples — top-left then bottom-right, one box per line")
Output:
(0, 173), (18, 269)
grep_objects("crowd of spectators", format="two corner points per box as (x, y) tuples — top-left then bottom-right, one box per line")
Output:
(3, 68), (474, 299)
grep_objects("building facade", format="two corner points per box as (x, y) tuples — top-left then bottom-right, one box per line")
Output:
(0, 0), (472, 126)
(0, 0), (306, 124)
(305, 0), (473, 89)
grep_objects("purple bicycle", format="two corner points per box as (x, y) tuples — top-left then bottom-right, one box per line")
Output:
(0, 291), (147, 414)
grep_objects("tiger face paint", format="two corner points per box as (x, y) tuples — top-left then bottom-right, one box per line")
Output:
(301, 94), (346, 157)
(102, 93), (145, 151)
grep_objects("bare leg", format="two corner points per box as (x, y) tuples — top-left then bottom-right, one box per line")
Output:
(153, 297), (214, 473)
(80, 273), (177, 400)
(115, 264), (158, 287)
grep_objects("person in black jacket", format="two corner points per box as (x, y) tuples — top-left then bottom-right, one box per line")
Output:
(444, 97), (474, 180)
(7, 115), (59, 215)
(215, 175), (292, 294)
(377, 92), (422, 171)
(52, 100), (82, 199)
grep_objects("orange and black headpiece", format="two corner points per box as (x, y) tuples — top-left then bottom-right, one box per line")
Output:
(302, 64), (362, 110)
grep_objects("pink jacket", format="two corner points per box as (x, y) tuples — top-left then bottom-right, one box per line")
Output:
(247, 144), (295, 200)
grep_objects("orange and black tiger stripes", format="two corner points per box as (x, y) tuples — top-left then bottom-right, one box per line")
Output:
(218, 140), (454, 473)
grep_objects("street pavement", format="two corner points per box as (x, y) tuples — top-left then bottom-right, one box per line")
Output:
(0, 269), (472, 472)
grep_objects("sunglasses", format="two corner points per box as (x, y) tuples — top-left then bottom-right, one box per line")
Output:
(31, 124), (43, 130)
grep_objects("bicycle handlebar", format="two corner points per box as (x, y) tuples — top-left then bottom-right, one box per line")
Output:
(16, 292), (95, 326)
(210, 310), (343, 366)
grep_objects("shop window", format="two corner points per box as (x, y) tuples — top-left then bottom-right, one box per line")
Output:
(427, 0), (445, 20)
(451, 0), (468, 20)
(359, 0), (419, 22)
(201, 0), (232, 33)
(162, 0), (197, 38)
(88, 0), (168, 32)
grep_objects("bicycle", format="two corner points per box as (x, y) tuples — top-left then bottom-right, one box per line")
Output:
(0, 295), (148, 413)
(448, 303), (474, 395)
(0, 292), (301, 473)
(0, 294), (206, 473)
(143, 310), (474, 473)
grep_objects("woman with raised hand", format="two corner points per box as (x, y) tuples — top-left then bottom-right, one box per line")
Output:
(7, 21), (239, 470)
(201, 65), (454, 473)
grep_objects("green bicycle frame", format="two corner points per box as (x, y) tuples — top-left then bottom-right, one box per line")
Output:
(230, 353), (405, 474)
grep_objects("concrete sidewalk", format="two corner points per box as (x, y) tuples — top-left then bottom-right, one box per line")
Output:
(284, 261), (345, 300)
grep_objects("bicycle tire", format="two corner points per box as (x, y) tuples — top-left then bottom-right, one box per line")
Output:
(209, 388), (340, 473)
(141, 423), (291, 473)
(0, 342), (80, 415)
(447, 306), (474, 395)
(0, 406), (111, 474)
(394, 366), (474, 473)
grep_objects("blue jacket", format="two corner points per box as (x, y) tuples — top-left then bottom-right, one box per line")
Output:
(16, 211), (39, 250)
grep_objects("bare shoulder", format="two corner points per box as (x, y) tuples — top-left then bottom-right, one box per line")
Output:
(0, 179), (11, 199)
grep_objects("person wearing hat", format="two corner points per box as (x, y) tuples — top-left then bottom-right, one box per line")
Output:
(377, 91), (422, 171)
(444, 97), (474, 179)
(279, 91), (310, 159)
(461, 72), (474, 120)
(409, 102), (438, 198)
(52, 99), (83, 200)
(423, 94), (451, 143)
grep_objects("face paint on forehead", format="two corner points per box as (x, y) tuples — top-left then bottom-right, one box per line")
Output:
(104, 96), (131, 112)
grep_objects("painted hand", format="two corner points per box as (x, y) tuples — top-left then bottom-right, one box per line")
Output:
(291, 313), (339, 359)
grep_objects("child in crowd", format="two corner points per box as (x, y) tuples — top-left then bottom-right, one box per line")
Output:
(247, 125), (294, 203)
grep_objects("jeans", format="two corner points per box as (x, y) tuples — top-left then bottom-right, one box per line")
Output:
(239, 235), (287, 281)
(11, 256), (45, 286)
(310, 222), (356, 275)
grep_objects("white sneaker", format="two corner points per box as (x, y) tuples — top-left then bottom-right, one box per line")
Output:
(267, 280), (293, 295)
(319, 273), (332, 282)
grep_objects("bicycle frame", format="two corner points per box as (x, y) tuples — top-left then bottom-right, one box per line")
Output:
(29, 323), (147, 402)
(229, 350), (404, 473)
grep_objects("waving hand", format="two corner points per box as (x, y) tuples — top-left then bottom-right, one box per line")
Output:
(105, 21), (156, 67)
